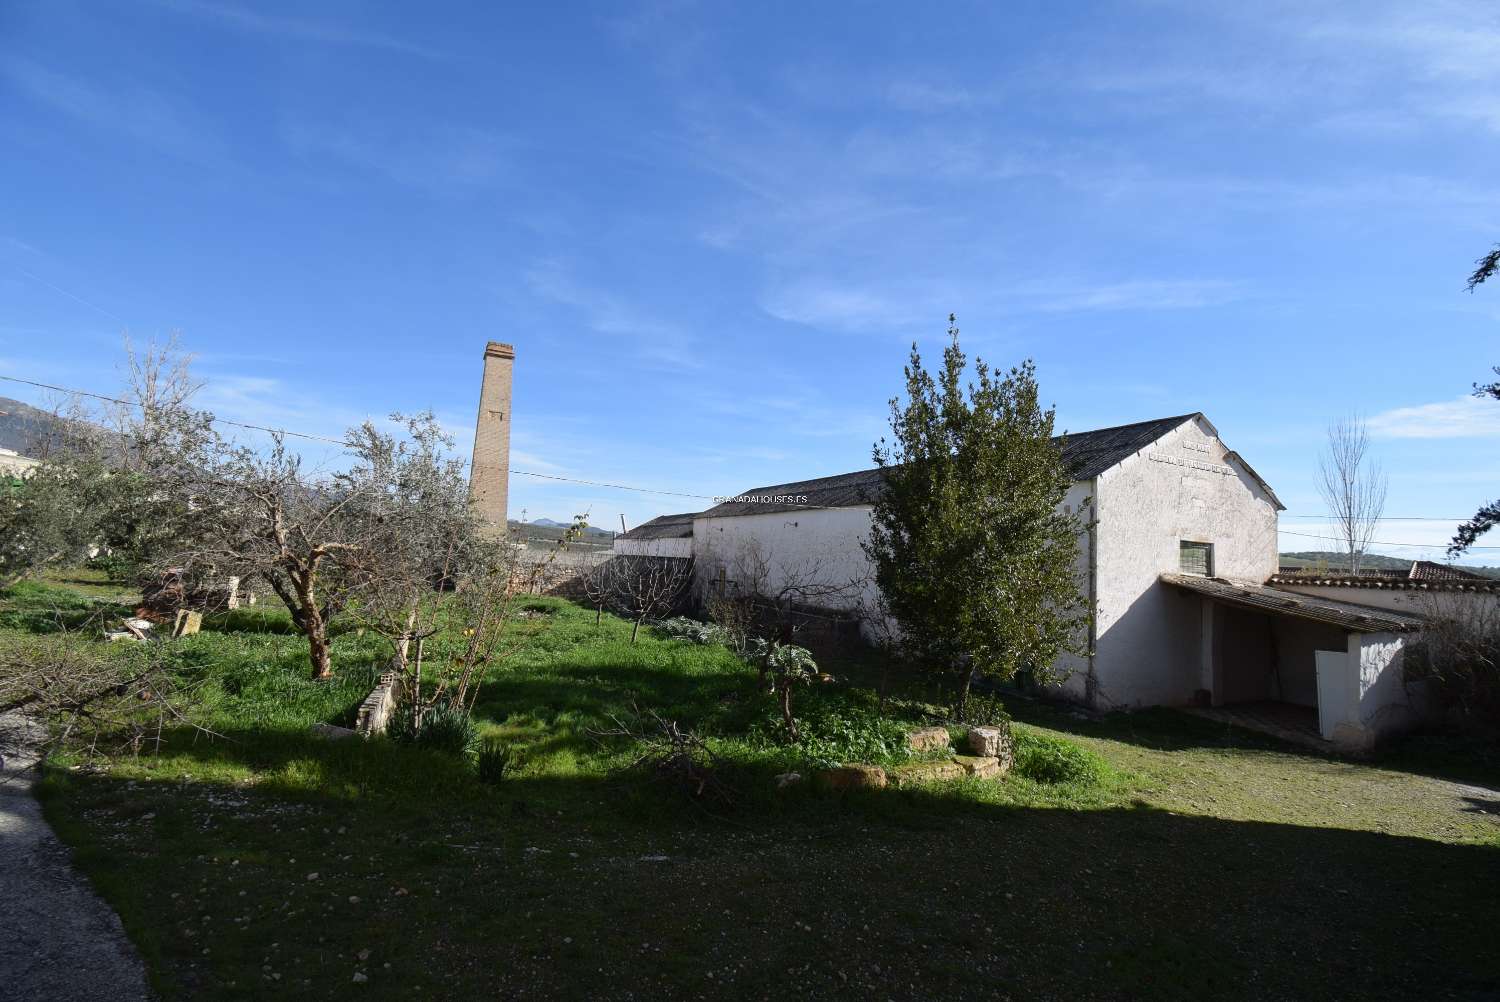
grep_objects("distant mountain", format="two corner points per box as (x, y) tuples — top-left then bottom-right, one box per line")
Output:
(0, 396), (66, 455)
(1279, 550), (1500, 579)
(509, 519), (615, 544)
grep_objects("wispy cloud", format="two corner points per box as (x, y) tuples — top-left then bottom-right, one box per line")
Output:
(0, 57), (224, 164)
(1369, 395), (1500, 439)
(151, 0), (441, 57)
(1058, 1), (1500, 135)
(760, 276), (1242, 331)
(522, 263), (702, 371)
(884, 79), (983, 112)
(1017, 278), (1243, 313)
(282, 121), (513, 190)
(759, 281), (932, 331)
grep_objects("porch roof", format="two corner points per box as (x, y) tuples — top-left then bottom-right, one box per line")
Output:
(1159, 573), (1425, 634)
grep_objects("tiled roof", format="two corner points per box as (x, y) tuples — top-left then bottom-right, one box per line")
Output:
(618, 512), (697, 540)
(1409, 560), (1485, 581)
(701, 414), (1213, 518)
(1161, 573), (1426, 633)
(1268, 571), (1499, 593)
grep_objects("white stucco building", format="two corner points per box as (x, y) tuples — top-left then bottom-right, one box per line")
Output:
(641, 413), (1428, 751)
(613, 512), (695, 559)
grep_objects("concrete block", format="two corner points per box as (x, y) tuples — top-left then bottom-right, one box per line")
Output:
(815, 764), (887, 791)
(889, 760), (966, 786)
(906, 726), (952, 753)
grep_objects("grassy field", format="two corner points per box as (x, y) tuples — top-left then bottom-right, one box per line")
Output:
(8, 570), (1500, 1000)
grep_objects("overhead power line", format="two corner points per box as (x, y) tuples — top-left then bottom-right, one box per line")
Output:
(3, 373), (1495, 532)
(0, 373), (716, 501)
(1282, 516), (1470, 522)
(0, 374), (348, 446)
(1277, 528), (1498, 551)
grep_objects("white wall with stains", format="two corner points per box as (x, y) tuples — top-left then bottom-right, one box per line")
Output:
(1090, 416), (1280, 708)
(613, 536), (693, 559)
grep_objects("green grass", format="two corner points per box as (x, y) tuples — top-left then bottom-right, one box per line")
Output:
(8, 576), (1500, 1000)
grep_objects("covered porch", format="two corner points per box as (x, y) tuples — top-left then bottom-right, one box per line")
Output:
(1160, 573), (1427, 752)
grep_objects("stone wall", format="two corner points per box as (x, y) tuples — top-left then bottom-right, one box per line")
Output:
(355, 671), (406, 737)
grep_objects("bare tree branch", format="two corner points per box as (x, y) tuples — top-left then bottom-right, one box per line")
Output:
(1316, 415), (1387, 575)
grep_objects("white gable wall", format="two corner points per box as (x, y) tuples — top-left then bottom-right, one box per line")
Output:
(692, 506), (883, 624)
(1091, 416), (1279, 708)
(614, 536), (693, 559)
(690, 416), (1279, 711)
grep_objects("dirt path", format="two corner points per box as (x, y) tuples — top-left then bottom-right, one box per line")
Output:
(0, 713), (151, 1002)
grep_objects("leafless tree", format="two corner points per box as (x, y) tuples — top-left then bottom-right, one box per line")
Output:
(703, 538), (868, 639)
(0, 633), (209, 769)
(1317, 415), (1387, 576)
(595, 555), (694, 643)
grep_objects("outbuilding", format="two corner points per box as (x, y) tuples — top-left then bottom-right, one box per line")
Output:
(613, 512), (695, 559)
(677, 412), (1430, 750)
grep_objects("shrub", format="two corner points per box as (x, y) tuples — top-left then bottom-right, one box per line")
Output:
(966, 691), (1012, 729)
(659, 616), (730, 647)
(1013, 730), (1106, 785)
(1407, 601), (1500, 727)
(747, 692), (911, 768)
(475, 736), (514, 785)
(85, 550), (137, 582)
(389, 699), (476, 756)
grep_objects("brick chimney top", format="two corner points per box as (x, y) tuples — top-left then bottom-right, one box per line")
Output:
(484, 341), (515, 360)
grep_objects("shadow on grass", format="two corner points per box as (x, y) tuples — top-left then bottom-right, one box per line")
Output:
(997, 698), (1500, 791)
(36, 756), (1500, 1002)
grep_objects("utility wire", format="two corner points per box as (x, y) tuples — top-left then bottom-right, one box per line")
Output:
(1277, 528), (1498, 551)
(0, 374), (348, 446)
(3, 373), (1495, 531)
(1281, 514), (1472, 522)
(0, 373), (716, 500)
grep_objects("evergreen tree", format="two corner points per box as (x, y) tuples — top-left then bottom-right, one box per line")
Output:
(864, 315), (1089, 719)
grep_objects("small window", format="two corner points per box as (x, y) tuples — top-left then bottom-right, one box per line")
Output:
(1180, 540), (1214, 576)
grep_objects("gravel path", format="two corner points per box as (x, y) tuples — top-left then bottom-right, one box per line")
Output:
(0, 713), (152, 1002)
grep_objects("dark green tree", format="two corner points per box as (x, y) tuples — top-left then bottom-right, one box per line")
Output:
(864, 315), (1090, 720)
(0, 451), (118, 589)
(1451, 247), (1500, 555)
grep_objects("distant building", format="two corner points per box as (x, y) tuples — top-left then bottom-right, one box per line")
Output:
(613, 513), (695, 559)
(667, 413), (1431, 751)
(0, 448), (40, 478)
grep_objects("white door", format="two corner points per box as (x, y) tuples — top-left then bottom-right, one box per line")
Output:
(1314, 650), (1348, 740)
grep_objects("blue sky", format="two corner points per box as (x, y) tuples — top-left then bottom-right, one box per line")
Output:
(2, 1), (1498, 560)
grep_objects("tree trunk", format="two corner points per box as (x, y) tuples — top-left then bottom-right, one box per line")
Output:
(631, 617), (642, 644)
(595, 604), (602, 626)
(877, 657), (891, 716)
(954, 669), (973, 723)
(394, 607), (417, 672)
(778, 681), (799, 741)
(305, 611), (332, 679)
(293, 572), (332, 680)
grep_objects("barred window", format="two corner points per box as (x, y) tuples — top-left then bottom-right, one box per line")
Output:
(1180, 540), (1213, 576)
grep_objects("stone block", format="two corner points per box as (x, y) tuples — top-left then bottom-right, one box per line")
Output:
(815, 764), (887, 791)
(310, 722), (357, 741)
(966, 725), (1011, 759)
(906, 726), (952, 753)
(889, 760), (966, 786)
(774, 772), (803, 790)
(173, 609), (203, 637)
(954, 755), (1007, 779)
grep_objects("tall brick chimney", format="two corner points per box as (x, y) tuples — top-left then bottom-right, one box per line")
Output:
(469, 341), (514, 533)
